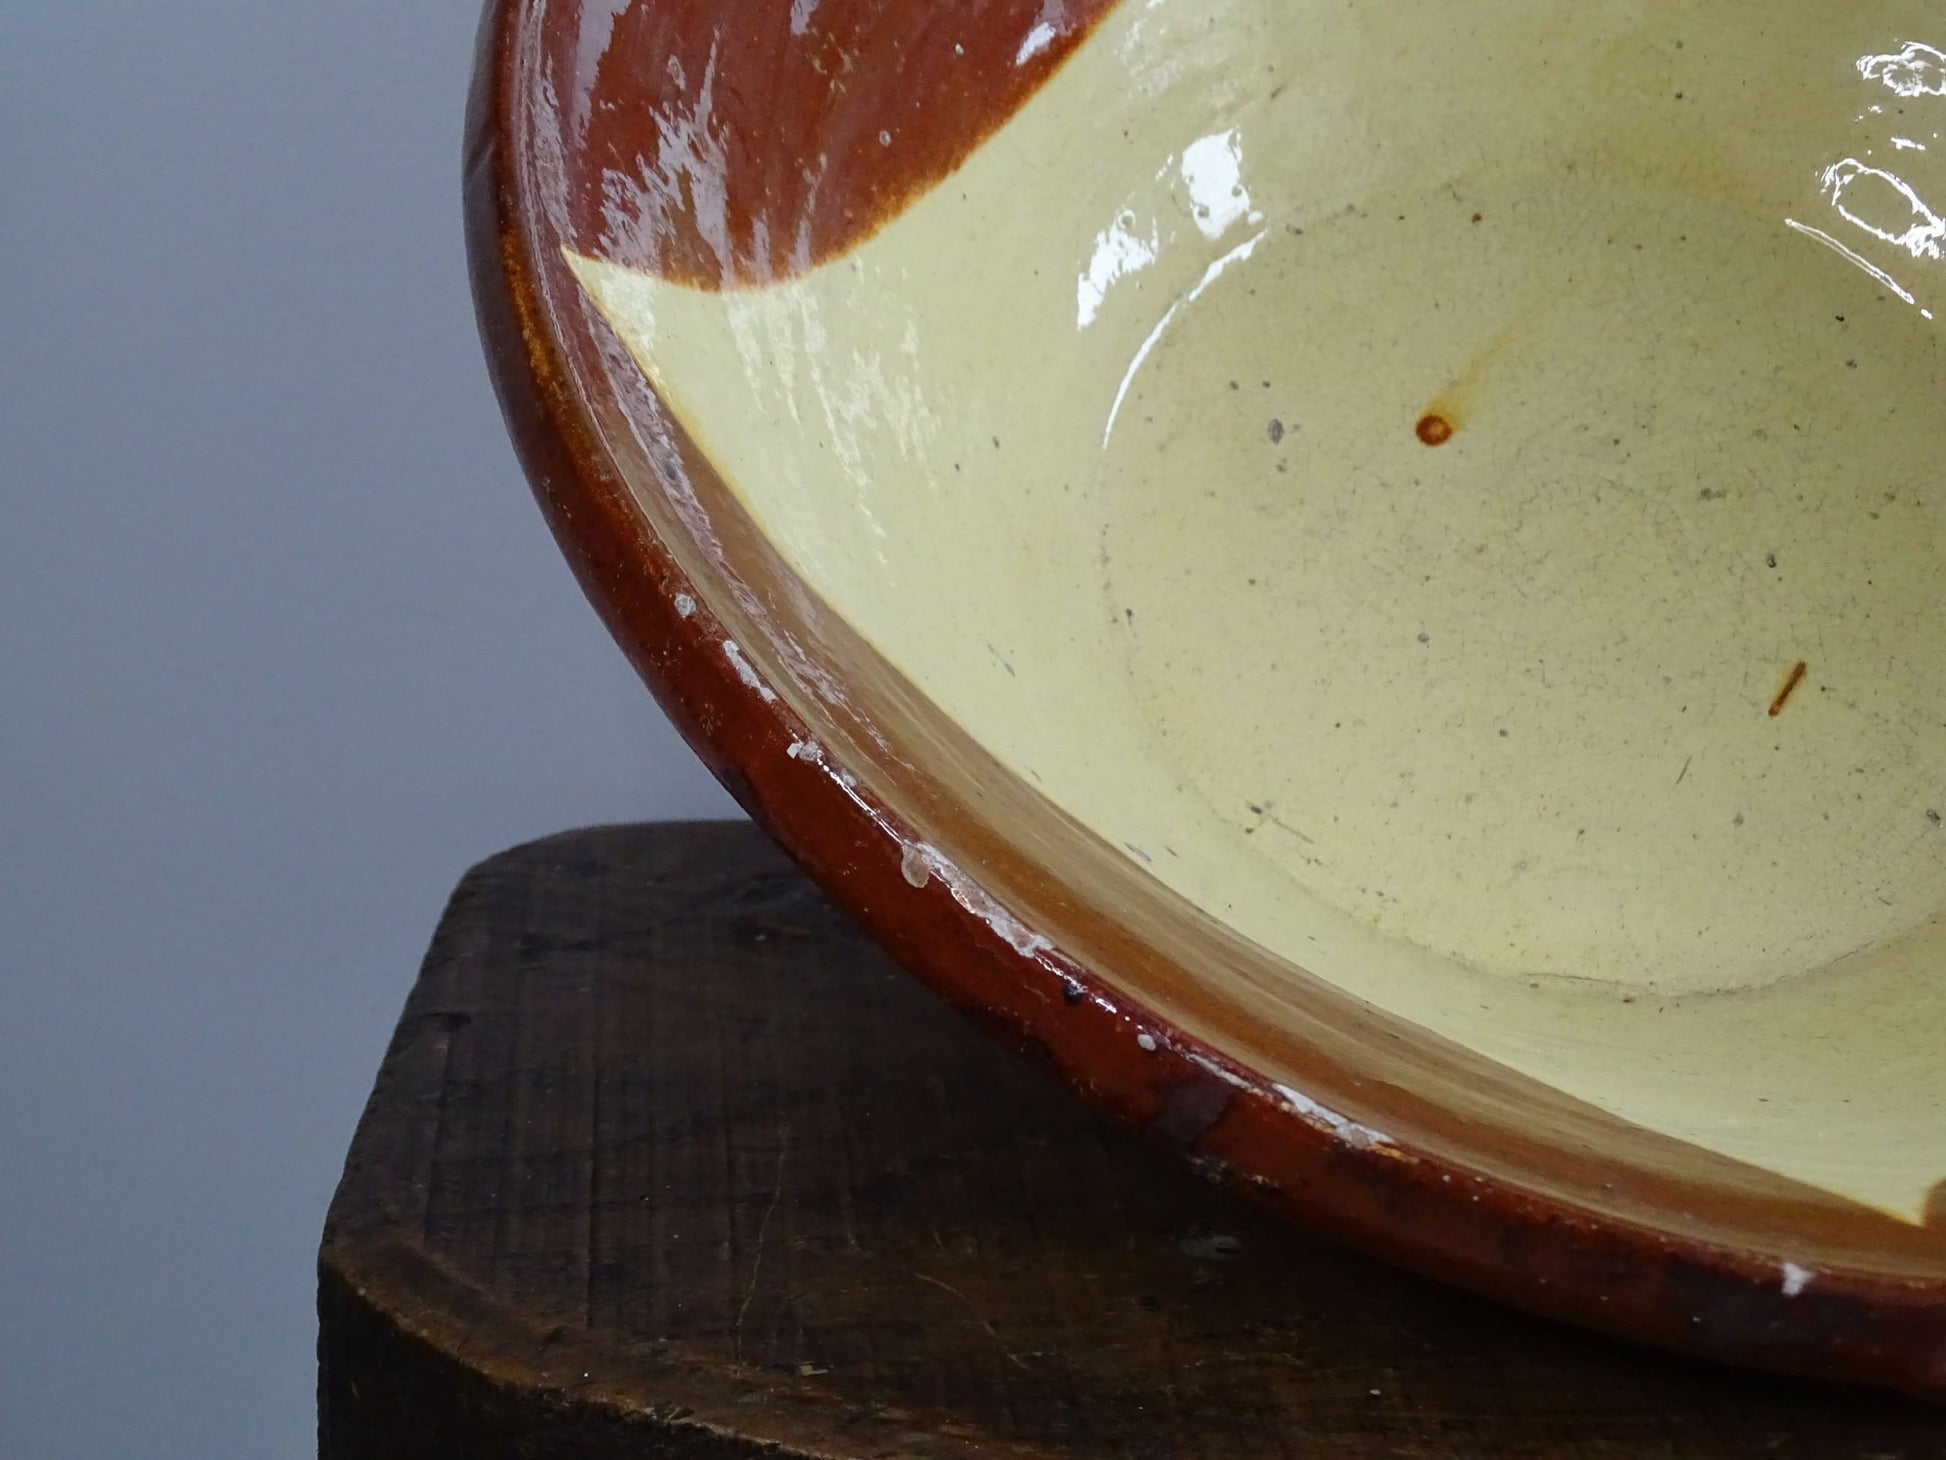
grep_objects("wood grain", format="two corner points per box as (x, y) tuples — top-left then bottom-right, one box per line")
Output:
(318, 822), (1944, 1457)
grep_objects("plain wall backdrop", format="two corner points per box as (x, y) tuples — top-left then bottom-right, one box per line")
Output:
(0, 3), (740, 1455)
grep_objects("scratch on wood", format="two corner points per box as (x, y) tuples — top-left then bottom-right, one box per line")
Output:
(911, 1271), (1030, 1370)
(1675, 755), (1692, 786)
(1768, 661), (1809, 718)
(734, 1125), (790, 1363)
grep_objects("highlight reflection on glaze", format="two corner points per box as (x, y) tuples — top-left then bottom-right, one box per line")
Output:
(1822, 158), (1946, 259)
(1786, 37), (1946, 320)
(1860, 40), (1946, 96)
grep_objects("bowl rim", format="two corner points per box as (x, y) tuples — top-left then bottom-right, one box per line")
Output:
(465, 0), (1946, 1397)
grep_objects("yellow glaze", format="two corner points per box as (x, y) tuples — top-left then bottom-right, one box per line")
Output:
(570, 3), (1946, 1220)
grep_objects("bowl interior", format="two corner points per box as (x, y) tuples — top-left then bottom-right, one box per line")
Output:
(531, 0), (1946, 1256)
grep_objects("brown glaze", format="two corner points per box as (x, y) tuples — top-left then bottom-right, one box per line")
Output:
(1769, 660), (1809, 717)
(469, 0), (1946, 1398)
(1415, 411), (1455, 446)
(546, 0), (1115, 288)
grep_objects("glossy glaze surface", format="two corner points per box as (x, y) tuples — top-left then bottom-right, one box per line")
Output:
(473, 0), (1946, 1393)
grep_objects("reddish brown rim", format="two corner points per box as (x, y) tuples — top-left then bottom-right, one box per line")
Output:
(465, 0), (1946, 1397)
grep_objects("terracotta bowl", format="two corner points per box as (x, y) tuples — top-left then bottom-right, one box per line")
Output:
(468, 0), (1946, 1393)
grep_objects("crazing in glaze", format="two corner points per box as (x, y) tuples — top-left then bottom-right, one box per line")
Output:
(784, 725), (1058, 959)
(1273, 1082), (1398, 1156)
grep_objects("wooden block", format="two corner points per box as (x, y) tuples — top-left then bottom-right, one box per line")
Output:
(319, 822), (1941, 1457)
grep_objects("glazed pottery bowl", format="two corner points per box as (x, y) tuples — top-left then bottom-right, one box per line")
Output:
(469, 0), (1946, 1392)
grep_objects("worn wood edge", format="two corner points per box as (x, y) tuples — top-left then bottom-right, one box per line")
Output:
(319, 1247), (774, 1460)
(320, 1233), (1071, 1460)
(317, 831), (1070, 1460)
(319, 1140), (1063, 1460)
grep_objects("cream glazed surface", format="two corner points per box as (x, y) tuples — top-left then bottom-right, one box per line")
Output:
(567, 4), (1946, 1224)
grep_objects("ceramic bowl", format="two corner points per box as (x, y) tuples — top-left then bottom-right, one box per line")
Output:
(468, 0), (1946, 1393)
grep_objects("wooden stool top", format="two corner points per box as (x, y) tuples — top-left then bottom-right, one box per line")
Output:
(319, 822), (1940, 1457)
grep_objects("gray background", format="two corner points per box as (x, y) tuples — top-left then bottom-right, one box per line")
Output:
(1, 3), (739, 1455)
